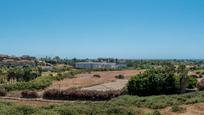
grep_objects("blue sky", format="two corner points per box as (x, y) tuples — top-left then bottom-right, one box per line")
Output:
(0, 0), (204, 59)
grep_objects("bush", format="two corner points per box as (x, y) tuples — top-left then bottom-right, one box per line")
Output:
(107, 106), (135, 115)
(0, 87), (7, 96)
(196, 71), (201, 74)
(42, 89), (61, 100)
(15, 105), (36, 115)
(171, 105), (186, 112)
(93, 74), (101, 78)
(187, 76), (198, 89)
(115, 74), (125, 79)
(61, 72), (75, 79)
(146, 110), (161, 115)
(43, 88), (122, 101)
(21, 90), (39, 98)
(128, 69), (178, 96)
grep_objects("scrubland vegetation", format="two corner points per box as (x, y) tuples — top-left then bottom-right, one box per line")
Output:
(43, 88), (122, 101)
(1, 90), (204, 114)
(0, 66), (84, 94)
(0, 58), (204, 115)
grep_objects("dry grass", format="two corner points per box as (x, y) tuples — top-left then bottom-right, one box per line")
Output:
(47, 70), (144, 90)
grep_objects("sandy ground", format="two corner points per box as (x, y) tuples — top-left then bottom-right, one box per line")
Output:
(81, 79), (128, 91)
(48, 70), (144, 90)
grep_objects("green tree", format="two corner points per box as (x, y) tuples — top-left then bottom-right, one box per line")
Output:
(177, 65), (189, 93)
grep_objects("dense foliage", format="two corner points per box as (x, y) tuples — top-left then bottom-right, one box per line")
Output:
(0, 66), (42, 83)
(187, 75), (198, 89)
(2, 76), (54, 91)
(2, 70), (81, 91)
(127, 64), (194, 96)
(43, 88), (122, 101)
(128, 68), (178, 96)
(0, 87), (7, 96)
(21, 90), (39, 98)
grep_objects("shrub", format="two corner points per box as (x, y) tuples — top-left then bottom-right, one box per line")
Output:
(54, 106), (78, 115)
(15, 105), (36, 115)
(146, 110), (161, 115)
(43, 88), (122, 101)
(21, 90), (39, 98)
(128, 69), (178, 96)
(187, 76), (198, 89)
(171, 105), (186, 112)
(107, 106), (135, 115)
(93, 74), (101, 78)
(42, 89), (61, 100)
(0, 87), (7, 96)
(115, 74), (125, 79)
(196, 71), (201, 74)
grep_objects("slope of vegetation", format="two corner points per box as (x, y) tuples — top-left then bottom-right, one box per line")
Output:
(1, 90), (204, 115)
(0, 68), (83, 92)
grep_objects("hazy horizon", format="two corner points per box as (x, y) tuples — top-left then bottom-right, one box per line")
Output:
(0, 0), (204, 59)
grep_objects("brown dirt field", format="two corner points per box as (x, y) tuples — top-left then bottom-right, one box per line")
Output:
(81, 79), (128, 91)
(47, 70), (144, 90)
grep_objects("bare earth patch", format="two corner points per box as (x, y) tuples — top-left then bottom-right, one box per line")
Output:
(48, 70), (144, 90)
(81, 79), (128, 91)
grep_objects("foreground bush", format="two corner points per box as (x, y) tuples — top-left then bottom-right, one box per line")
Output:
(3, 91), (204, 114)
(0, 87), (7, 96)
(171, 105), (186, 113)
(146, 110), (161, 115)
(21, 90), (39, 98)
(43, 88), (122, 101)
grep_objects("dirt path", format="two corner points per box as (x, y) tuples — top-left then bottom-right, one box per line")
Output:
(81, 79), (128, 91)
